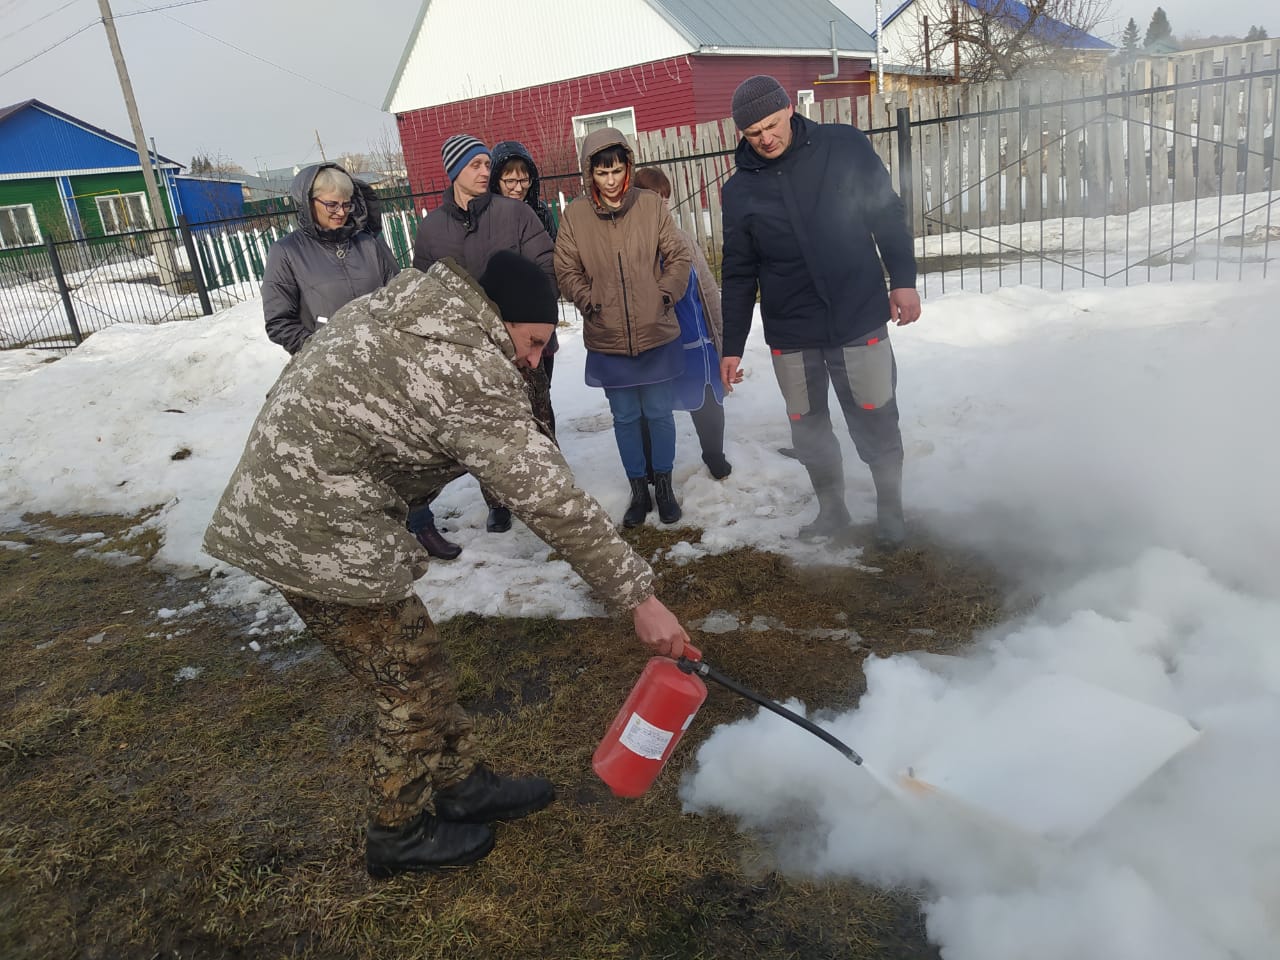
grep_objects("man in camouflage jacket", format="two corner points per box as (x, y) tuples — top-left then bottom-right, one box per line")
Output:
(204, 253), (691, 878)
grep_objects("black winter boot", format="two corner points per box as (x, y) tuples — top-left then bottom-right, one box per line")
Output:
(653, 472), (682, 524)
(365, 810), (494, 878)
(413, 519), (462, 560)
(871, 460), (906, 550)
(486, 506), (512, 533)
(623, 477), (652, 528)
(798, 461), (851, 540)
(433, 765), (556, 824)
(702, 451), (732, 480)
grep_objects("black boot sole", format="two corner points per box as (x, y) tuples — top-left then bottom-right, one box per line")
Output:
(365, 831), (496, 878)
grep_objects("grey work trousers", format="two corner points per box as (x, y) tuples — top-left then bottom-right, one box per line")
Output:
(769, 325), (904, 480)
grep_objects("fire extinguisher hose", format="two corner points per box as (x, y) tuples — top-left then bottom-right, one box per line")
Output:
(676, 656), (864, 765)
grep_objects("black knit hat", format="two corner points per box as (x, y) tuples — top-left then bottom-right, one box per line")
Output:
(478, 251), (557, 326)
(441, 133), (488, 181)
(731, 75), (791, 131)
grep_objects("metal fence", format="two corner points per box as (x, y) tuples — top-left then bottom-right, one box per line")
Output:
(3, 58), (1277, 353)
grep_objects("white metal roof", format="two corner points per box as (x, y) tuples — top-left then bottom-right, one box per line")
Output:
(384, 0), (875, 113)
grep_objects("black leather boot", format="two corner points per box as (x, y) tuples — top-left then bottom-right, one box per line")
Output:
(653, 472), (682, 524)
(365, 810), (494, 878)
(622, 477), (651, 528)
(413, 519), (462, 560)
(433, 765), (556, 824)
(871, 460), (906, 550)
(486, 506), (512, 533)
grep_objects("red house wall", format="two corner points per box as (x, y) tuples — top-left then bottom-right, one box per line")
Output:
(394, 53), (873, 210)
(689, 55), (873, 126)
(396, 55), (698, 208)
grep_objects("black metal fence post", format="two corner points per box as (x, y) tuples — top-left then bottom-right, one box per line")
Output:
(45, 237), (82, 346)
(895, 106), (914, 232)
(179, 215), (213, 316)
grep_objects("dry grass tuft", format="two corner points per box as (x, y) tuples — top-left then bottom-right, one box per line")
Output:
(0, 514), (1009, 959)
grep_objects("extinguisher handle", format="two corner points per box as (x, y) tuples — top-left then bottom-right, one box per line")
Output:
(678, 642), (702, 663)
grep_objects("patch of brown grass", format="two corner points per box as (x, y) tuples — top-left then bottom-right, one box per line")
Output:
(0, 515), (1008, 959)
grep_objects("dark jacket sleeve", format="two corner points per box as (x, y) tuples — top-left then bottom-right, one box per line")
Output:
(261, 242), (309, 355)
(851, 129), (917, 290)
(718, 180), (759, 359)
(514, 204), (559, 298)
(376, 236), (401, 283)
(411, 212), (438, 272)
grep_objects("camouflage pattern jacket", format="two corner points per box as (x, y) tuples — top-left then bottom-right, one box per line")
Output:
(204, 260), (655, 609)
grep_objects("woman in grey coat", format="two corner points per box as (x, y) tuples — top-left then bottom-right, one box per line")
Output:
(262, 162), (400, 355)
(260, 164), (459, 559)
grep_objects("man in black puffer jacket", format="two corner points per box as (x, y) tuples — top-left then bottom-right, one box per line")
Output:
(719, 76), (922, 549)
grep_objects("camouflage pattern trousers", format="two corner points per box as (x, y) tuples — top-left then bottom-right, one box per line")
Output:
(483, 360), (557, 509)
(284, 592), (478, 827)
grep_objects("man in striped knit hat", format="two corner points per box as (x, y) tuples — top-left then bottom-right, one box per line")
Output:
(409, 133), (560, 550)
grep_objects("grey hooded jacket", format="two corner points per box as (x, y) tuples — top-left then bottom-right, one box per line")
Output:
(261, 163), (401, 355)
(205, 260), (655, 609)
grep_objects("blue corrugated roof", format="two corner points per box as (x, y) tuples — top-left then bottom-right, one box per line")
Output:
(877, 0), (1111, 49)
(647, 0), (875, 52)
(0, 100), (181, 177)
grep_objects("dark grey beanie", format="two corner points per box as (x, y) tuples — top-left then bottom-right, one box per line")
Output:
(731, 75), (791, 131)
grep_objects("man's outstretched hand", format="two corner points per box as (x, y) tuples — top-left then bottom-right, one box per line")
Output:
(632, 595), (691, 659)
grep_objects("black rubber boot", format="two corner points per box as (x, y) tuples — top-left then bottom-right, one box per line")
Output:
(434, 765), (556, 824)
(653, 472), (682, 524)
(702, 451), (732, 480)
(366, 811), (494, 878)
(798, 461), (851, 540)
(486, 506), (512, 533)
(413, 519), (462, 560)
(871, 460), (906, 550)
(622, 477), (652, 528)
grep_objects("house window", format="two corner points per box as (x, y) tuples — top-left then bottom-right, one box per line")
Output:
(95, 192), (154, 234)
(797, 90), (815, 109)
(572, 107), (637, 141)
(0, 204), (41, 249)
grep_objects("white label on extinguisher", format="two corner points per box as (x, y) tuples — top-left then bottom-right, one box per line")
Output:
(619, 712), (675, 760)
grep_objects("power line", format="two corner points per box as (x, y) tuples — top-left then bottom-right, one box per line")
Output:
(0, 0), (82, 45)
(0, 19), (97, 79)
(114, 0), (210, 18)
(125, 0), (385, 113)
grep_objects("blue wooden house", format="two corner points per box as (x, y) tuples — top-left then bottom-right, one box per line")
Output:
(0, 99), (243, 250)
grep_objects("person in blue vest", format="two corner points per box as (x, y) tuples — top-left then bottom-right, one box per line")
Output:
(719, 76), (922, 549)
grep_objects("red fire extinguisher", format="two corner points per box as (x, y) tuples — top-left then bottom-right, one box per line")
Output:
(592, 644), (707, 797)
(594, 644), (866, 798)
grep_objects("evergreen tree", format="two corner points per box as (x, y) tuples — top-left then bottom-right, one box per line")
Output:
(1144, 7), (1172, 47)
(1245, 25), (1268, 40)
(1122, 18), (1140, 50)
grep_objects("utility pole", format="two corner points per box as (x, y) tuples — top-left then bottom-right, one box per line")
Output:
(97, 0), (178, 288)
(315, 130), (327, 162)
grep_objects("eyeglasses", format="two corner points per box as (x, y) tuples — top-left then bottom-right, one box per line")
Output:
(499, 177), (532, 189)
(313, 199), (354, 213)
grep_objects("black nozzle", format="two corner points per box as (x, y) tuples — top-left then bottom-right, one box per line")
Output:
(678, 656), (862, 765)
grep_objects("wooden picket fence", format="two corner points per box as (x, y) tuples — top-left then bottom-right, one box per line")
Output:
(632, 39), (1280, 268)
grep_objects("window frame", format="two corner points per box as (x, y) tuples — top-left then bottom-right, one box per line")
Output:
(571, 106), (637, 141)
(0, 203), (42, 249)
(95, 192), (154, 234)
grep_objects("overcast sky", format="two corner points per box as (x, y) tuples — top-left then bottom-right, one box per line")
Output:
(1, 0), (1267, 175)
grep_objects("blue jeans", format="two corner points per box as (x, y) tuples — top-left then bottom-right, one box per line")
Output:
(605, 382), (676, 479)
